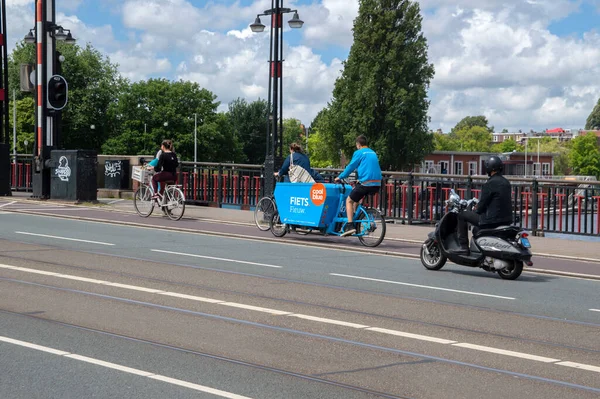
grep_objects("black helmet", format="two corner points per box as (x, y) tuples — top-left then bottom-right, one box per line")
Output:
(485, 156), (503, 176)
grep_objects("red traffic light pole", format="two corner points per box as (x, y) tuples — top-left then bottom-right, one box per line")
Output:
(32, 0), (59, 199)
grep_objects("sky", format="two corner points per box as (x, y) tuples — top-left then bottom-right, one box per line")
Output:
(4, 0), (600, 133)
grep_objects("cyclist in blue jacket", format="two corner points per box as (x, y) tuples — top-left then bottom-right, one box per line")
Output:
(335, 135), (382, 236)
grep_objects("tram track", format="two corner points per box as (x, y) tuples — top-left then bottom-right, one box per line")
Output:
(1, 248), (599, 356)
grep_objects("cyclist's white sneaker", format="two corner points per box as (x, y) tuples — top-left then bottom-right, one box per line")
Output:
(341, 224), (356, 237)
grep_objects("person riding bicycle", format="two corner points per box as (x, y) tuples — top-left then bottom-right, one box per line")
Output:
(452, 155), (513, 255)
(275, 143), (324, 183)
(334, 135), (382, 236)
(151, 139), (179, 200)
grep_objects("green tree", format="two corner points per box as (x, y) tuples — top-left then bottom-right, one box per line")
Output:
(307, 108), (342, 168)
(103, 78), (242, 162)
(8, 97), (35, 154)
(454, 126), (492, 152)
(491, 137), (521, 153)
(451, 115), (493, 134)
(282, 118), (305, 150)
(328, 0), (435, 170)
(569, 132), (600, 178)
(227, 98), (269, 164)
(8, 42), (126, 152)
(586, 99), (600, 130)
(433, 133), (458, 151)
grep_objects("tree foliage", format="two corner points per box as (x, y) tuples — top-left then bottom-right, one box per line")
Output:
(307, 108), (342, 168)
(8, 42), (126, 152)
(326, 0), (435, 170)
(569, 132), (600, 178)
(586, 98), (600, 130)
(282, 118), (305, 151)
(451, 115), (493, 134)
(102, 78), (243, 162)
(227, 98), (269, 164)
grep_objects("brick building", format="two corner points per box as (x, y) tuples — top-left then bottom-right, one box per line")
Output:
(417, 151), (556, 177)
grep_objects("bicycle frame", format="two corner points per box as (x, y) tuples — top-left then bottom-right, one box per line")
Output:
(322, 185), (371, 236)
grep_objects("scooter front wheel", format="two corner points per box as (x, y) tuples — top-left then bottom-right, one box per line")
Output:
(420, 241), (447, 270)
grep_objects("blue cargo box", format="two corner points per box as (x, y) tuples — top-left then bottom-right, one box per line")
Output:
(274, 182), (347, 227)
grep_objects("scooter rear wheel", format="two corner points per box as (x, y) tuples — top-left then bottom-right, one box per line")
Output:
(420, 242), (447, 270)
(497, 261), (523, 280)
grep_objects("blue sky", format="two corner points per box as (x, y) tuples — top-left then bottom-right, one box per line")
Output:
(7, 0), (600, 132)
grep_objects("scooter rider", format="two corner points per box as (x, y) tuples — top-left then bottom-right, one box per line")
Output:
(452, 156), (513, 255)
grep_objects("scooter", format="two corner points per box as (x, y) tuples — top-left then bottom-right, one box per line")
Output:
(420, 189), (533, 280)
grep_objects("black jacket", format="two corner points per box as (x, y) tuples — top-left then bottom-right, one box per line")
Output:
(154, 151), (179, 174)
(476, 173), (513, 227)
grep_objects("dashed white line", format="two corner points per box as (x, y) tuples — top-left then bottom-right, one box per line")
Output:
(106, 199), (125, 205)
(0, 336), (253, 399)
(330, 273), (516, 300)
(151, 249), (283, 269)
(367, 328), (457, 344)
(15, 231), (115, 246)
(3, 263), (600, 374)
(452, 343), (560, 363)
(590, 309), (600, 313)
(556, 361), (600, 373)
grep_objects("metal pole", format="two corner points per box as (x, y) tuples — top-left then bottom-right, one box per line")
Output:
(1, 0), (9, 145)
(194, 113), (197, 175)
(12, 89), (16, 158)
(524, 139), (527, 177)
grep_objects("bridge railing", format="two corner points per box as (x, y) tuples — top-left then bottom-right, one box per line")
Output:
(9, 156), (600, 237)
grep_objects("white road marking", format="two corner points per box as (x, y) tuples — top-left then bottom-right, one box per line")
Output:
(221, 302), (292, 315)
(0, 336), (253, 398)
(367, 327), (457, 344)
(556, 361), (600, 373)
(0, 201), (16, 208)
(3, 263), (599, 372)
(330, 273), (516, 300)
(15, 231), (115, 246)
(106, 199), (125, 205)
(590, 309), (600, 313)
(452, 343), (560, 363)
(158, 292), (225, 303)
(151, 249), (282, 268)
(287, 314), (369, 328)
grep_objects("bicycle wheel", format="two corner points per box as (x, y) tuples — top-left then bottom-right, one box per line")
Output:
(254, 196), (276, 231)
(356, 207), (386, 247)
(270, 211), (287, 237)
(164, 186), (186, 221)
(133, 186), (154, 217)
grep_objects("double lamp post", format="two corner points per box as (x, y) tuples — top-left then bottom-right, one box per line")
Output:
(250, 0), (304, 197)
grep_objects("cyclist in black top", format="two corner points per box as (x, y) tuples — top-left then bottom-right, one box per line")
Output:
(151, 139), (179, 199)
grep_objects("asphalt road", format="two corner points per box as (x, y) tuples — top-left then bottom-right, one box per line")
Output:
(0, 211), (599, 399)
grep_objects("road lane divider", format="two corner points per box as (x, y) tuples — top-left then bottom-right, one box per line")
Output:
(2, 263), (600, 374)
(15, 231), (115, 246)
(0, 201), (16, 208)
(590, 309), (600, 313)
(0, 336), (253, 399)
(329, 273), (516, 300)
(151, 249), (282, 269)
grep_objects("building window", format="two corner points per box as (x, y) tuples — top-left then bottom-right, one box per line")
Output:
(454, 161), (463, 175)
(440, 161), (449, 175)
(493, 135), (498, 142)
(542, 163), (551, 176)
(533, 163), (541, 176)
(424, 160), (434, 173)
(468, 162), (477, 176)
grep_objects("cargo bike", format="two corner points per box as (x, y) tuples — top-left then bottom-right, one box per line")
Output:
(268, 180), (386, 247)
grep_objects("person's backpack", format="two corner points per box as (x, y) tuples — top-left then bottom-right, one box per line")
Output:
(288, 154), (315, 183)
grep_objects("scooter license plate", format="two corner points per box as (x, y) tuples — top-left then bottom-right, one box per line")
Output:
(520, 238), (531, 248)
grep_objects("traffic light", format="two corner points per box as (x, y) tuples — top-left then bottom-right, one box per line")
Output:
(48, 75), (68, 110)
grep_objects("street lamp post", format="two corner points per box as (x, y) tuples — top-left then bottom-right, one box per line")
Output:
(23, 0), (76, 198)
(250, 0), (304, 196)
